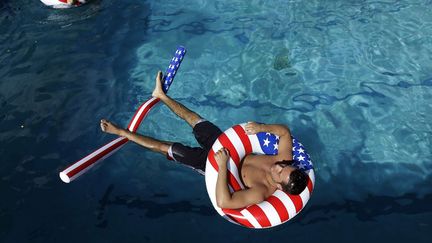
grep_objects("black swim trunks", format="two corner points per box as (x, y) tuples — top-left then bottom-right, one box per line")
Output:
(167, 120), (222, 175)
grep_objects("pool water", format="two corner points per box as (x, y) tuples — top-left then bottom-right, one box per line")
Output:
(1, 0), (431, 242)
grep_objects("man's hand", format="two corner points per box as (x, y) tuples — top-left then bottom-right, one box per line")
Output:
(214, 148), (230, 167)
(245, 121), (262, 135)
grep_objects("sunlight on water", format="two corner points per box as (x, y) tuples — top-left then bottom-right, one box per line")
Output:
(129, 0), (432, 197)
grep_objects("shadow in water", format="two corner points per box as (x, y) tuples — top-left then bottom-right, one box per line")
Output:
(302, 192), (432, 225)
(96, 185), (214, 228)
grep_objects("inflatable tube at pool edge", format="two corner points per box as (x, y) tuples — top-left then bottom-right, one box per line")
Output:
(40, 0), (86, 8)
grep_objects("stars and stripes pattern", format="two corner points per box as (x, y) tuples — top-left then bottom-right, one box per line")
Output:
(205, 123), (315, 228)
(59, 47), (186, 183)
(257, 132), (280, 155)
(163, 47), (186, 93)
(291, 138), (313, 171)
(257, 132), (313, 171)
(127, 47), (186, 133)
(40, 0), (86, 8)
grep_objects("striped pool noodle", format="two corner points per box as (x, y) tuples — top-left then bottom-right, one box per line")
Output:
(59, 46), (186, 183)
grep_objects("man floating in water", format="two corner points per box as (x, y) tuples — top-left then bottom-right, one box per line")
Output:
(100, 71), (308, 209)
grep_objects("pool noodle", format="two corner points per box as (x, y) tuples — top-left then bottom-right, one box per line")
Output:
(59, 46), (186, 183)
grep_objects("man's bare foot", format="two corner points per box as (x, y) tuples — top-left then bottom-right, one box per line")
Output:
(151, 71), (166, 99)
(100, 119), (122, 136)
(67, 0), (77, 4)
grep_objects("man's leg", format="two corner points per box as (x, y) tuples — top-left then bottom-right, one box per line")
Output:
(100, 119), (171, 155)
(152, 71), (202, 128)
(100, 119), (207, 173)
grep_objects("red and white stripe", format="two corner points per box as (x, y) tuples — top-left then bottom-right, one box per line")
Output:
(205, 123), (315, 228)
(40, 0), (85, 8)
(127, 97), (160, 132)
(59, 97), (161, 183)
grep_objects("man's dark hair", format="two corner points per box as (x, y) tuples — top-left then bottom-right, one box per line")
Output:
(281, 168), (308, 195)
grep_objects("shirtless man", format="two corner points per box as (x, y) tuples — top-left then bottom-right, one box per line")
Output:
(100, 71), (308, 209)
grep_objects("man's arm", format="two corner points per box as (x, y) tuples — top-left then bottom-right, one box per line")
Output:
(245, 122), (293, 161)
(215, 148), (266, 209)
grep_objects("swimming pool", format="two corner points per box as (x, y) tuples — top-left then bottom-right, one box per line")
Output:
(1, 0), (431, 242)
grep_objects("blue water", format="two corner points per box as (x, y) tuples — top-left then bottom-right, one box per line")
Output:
(1, 0), (432, 242)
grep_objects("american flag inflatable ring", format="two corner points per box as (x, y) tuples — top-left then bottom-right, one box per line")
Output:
(205, 123), (315, 228)
(40, 0), (86, 8)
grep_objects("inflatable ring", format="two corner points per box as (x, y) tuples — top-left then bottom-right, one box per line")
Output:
(40, 0), (86, 8)
(205, 123), (315, 228)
